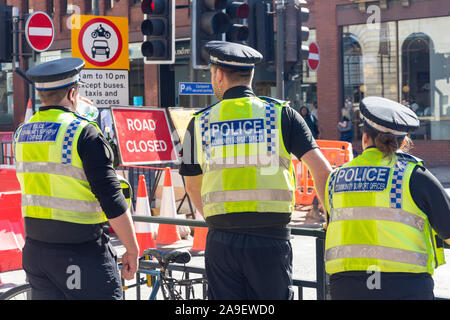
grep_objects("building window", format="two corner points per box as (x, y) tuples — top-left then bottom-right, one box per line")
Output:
(85, 0), (93, 13)
(0, 63), (14, 127)
(399, 16), (450, 141)
(105, 0), (114, 11)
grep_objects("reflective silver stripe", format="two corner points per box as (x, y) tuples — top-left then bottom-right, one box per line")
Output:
(325, 245), (428, 267)
(207, 155), (289, 171)
(16, 161), (88, 181)
(203, 189), (293, 204)
(330, 207), (425, 231)
(22, 194), (103, 213)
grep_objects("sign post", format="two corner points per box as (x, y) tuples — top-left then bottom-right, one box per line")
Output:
(71, 15), (129, 108)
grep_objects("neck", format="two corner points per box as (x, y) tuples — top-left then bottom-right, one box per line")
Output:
(42, 100), (76, 112)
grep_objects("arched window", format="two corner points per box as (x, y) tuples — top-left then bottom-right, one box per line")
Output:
(401, 33), (432, 117)
(342, 33), (364, 104)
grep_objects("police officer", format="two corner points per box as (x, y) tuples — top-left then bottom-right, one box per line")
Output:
(14, 58), (139, 299)
(180, 41), (332, 300)
(325, 96), (450, 300)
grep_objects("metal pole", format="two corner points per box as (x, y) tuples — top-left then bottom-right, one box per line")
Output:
(93, 0), (99, 15)
(276, 0), (285, 100)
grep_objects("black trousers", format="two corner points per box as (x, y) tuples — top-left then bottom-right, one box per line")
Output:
(205, 230), (293, 300)
(22, 234), (122, 300)
(330, 272), (434, 300)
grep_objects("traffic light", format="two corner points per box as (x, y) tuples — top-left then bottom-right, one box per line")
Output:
(192, 0), (251, 69)
(141, 0), (175, 64)
(285, 1), (309, 63)
(226, 1), (249, 43)
(247, 0), (274, 63)
(0, 6), (13, 63)
(298, 2), (310, 62)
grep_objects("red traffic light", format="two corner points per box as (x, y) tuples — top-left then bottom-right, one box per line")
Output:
(227, 2), (249, 19)
(141, 0), (165, 15)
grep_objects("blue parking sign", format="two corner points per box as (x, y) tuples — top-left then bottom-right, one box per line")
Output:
(179, 82), (214, 95)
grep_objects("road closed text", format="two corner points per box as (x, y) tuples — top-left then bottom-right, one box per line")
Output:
(125, 118), (167, 153)
(126, 139), (168, 153)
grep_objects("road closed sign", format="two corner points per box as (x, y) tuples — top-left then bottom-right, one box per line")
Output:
(71, 15), (129, 70)
(111, 107), (178, 165)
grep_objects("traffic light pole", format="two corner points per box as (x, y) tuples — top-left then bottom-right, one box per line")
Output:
(276, 0), (285, 100)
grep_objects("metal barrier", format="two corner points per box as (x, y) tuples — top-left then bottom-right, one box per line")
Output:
(131, 215), (328, 300)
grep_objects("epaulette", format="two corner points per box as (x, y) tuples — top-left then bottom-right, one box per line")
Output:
(258, 96), (290, 107)
(193, 101), (220, 116)
(396, 152), (424, 165)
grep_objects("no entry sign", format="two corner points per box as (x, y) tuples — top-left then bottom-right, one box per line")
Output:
(25, 11), (55, 52)
(111, 107), (178, 165)
(307, 42), (320, 72)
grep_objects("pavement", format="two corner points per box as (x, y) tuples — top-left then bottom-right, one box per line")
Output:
(1, 167), (450, 300)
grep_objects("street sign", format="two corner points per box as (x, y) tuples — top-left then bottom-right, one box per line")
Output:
(307, 42), (320, 72)
(25, 11), (55, 52)
(111, 107), (178, 165)
(78, 69), (129, 108)
(179, 82), (214, 95)
(71, 15), (129, 70)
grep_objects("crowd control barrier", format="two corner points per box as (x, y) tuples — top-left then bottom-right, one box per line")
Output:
(0, 132), (14, 166)
(0, 168), (24, 272)
(131, 215), (329, 300)
(293, 140), (353, 205)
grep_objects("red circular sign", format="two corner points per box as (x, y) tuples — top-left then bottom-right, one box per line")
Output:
(78, 18), (123, 67)
(25, 11), (55, 52)
(307, 42), (320, 72)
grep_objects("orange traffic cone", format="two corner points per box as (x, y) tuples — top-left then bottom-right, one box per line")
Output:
(134, 175), (156, 256)
(24, 99), (33, 122)
(156, 168), (182, 247)
(190, 210), (208, 255)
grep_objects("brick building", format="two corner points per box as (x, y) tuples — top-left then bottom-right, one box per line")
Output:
(1, 0), (449, 166)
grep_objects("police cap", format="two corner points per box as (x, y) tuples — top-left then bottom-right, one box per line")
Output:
(26, 57), (85, 91)
(204, 41), (263, 70)
(360, 96), (420, 136)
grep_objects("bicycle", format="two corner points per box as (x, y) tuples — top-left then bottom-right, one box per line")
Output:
(0, 249), (208, 300)
(0, 284), (32, 300)
(121, 248), (208, 300)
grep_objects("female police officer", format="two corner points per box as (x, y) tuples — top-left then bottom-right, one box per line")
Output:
(325, 96), (450, 300)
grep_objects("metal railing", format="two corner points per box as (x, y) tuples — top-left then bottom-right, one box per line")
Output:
(132, 215), (328, 300)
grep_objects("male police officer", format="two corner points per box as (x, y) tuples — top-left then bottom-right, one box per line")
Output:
(325, 96), (450, 299)
(180, 41), (332, 299)
(14, 58), (139, 299)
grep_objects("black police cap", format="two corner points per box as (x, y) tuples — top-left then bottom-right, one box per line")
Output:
(26, 57), (85, 91)
(360, 96), (420, 136)
(204, 41), (263, 70)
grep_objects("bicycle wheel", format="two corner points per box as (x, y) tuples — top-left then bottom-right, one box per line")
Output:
(0, 284), (32, 300)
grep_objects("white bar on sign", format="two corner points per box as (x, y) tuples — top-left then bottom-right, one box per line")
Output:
(28, 27), (53, 36)
(308, 53), (320, 60)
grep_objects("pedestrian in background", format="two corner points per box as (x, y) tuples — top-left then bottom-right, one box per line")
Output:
(180, 41), (332, 300)
(338, 107), (353, 143)
(325, 96), (450, 300)
(300, 106), (319, 139)
(14, 58), (139, 300)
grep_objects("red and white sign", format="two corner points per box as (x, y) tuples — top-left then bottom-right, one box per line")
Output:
(111, 107), (178, 165)
(25, 11), (55, 52)
(307, 42), (320, 72)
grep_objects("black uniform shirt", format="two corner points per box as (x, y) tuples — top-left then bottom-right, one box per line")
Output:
(179, 86), (318, 239)
(24, 106), (128, 244)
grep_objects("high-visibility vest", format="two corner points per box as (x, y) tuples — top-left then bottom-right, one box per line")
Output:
(325, 147), (445, 275)
(194, 96), (295, 218)
(14, 108), (108, 225)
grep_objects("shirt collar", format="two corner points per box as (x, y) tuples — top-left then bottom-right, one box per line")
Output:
(38, 105), (73, 113)
(223, 86), (255, 100)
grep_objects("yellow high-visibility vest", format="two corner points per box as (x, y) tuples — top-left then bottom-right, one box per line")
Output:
(194, 97), (295, 218)
(325, 148), (445, 275)
(14, 108), (107, 224)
